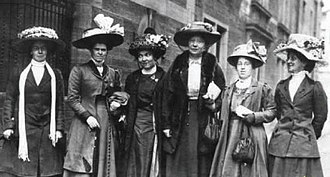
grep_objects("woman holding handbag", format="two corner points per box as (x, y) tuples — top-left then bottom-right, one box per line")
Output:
(209, 40), (276, 177)
(161, 21), (226, 177)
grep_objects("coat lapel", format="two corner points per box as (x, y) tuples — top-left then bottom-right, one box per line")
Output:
(26, 69), (37, 87)
(87, 60), (103, 79)
(278, 77), (294, 106)
(38, 68), (51, 88)
(292, 76), (313, 103)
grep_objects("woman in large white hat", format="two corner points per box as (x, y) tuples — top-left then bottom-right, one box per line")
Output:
(268, 34), (327, 177)
(121, 28), (169, 177)
(0, 26), (66, 177)
(63, 14), (126, 177)
(161, 21), (226, 177)
(209, 40), (276, 177)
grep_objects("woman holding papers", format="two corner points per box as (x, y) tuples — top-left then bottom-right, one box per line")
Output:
(209, 40), (276, 177)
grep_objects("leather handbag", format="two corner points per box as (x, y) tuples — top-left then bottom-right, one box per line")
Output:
(204, 112), (221, 143)
(232, 123), (255, 164)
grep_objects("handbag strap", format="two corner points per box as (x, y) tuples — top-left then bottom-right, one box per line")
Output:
(241, 123), (251, 138)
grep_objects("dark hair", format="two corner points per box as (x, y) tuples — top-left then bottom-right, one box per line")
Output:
(287, 49), (315, 73)
(89, 42), (113, 52)
(233, 56), (257, 69)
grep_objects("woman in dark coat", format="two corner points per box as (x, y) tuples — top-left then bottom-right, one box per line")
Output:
(122, 28), (169, 177)
(209, 40), (276, 177)
(162, 22), (226, 177)
(0, 26), (65, 177)
(63, 14), (126, 177)
(268, 34), (328, 177)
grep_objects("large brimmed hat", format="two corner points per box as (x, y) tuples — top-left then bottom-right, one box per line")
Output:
(72, 14), (124, 49)
(15, 26), (65, 53)
(227, 40), (267, 68)
(129, 28), (170, 59)
(174, 21), (220, 47)
(274, 33), (324, 62)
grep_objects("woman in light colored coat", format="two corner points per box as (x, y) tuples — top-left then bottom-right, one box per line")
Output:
(209, 40), (276, 177)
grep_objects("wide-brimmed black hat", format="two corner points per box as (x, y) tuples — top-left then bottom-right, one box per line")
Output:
(72, 14), (124, 50)
(174, 21), (220, 47)
(15, 26), (65, 53)
(128, 28), (170, 59)
(227, 40), (267, 68)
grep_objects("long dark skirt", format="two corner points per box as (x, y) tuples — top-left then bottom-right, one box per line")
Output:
(165, 100), (212, 177)
(268, 155), (324, 177)
(125, 109), (156, 177)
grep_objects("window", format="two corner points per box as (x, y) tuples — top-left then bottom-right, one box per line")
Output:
(203, 15), (229, 71)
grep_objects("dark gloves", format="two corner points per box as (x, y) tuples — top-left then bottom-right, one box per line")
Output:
(242, 113), (255, 125)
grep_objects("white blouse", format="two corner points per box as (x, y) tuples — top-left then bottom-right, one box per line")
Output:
(289, 71), (308, 101)
(187, 58), (202, 99)
(31, 59), (46, 86)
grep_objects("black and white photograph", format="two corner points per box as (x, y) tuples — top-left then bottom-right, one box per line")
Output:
(0, 0), (329, 177)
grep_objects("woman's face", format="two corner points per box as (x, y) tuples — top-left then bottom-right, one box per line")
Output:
(236, 57), (253, 80)
(31, 41), (47, 62)
(287, 51), (306, 74)
(91, 43), (108, 62)
(188, 36), (206, 57)
(138, 50), (156, 70)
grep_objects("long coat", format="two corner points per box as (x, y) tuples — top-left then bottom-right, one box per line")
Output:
(122, 66), (165, 176)
(63, 60), (121, 175)
(0, 66), (65, 176)
(161, 51), (226, 154)
(209, 79), (276, 177)
(268, 75), (328, 158)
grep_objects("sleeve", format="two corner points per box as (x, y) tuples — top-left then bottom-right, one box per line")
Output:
(213, 63), (226, 112)
(161, 65), (175, 130)
(1, 69), (19, 131)
(67, 66), (91, 122)
(55, 68), (65, 131)
(254, 83), (277, 124)
(312, 81), (328, 139)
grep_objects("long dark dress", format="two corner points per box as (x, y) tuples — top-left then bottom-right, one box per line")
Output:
(125, 73), (158, 177)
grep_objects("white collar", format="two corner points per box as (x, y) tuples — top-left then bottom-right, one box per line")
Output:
(236, 76), (252, 89)
(291, 70), (308, 79)
(31, 59), (46, 67)
(142, 65), (157, 75)
(189, 57), (202, 65)
(91, 58), (104, 67)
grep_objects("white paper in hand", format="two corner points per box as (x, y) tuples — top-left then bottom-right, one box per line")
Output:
(235, 105), (253, 118)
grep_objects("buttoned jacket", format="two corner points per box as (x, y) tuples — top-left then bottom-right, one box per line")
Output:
(269, 75), (328, 158)
(64, 60), (121, 172)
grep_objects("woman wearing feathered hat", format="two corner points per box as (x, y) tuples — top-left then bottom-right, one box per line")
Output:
(63, 14), (126, 177)
(161, 21), (226, 177)
(0, 26), (66, 177)
(120, 28), (169, 177)
(268, 34), (327, 177)
(209, 40), (276, 177)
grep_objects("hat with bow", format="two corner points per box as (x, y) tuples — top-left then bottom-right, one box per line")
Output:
(227, 40), (267, 68)
(174, 21), (221, 47)
(72, 14), (124, 50)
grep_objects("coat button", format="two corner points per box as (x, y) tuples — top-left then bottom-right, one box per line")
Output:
(186, 123), (189, 126)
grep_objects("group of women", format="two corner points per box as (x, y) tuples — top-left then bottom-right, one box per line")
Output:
(0, 13), (327, 177)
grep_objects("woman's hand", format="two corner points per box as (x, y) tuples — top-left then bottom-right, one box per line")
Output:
(86, 116), (100, 129)
(3, 129), (14, 140)
(109, 101), (121, 111)
(163, 129), (172, 138)
(55, 131), (63, 143)
(242, 113), (255, 125)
